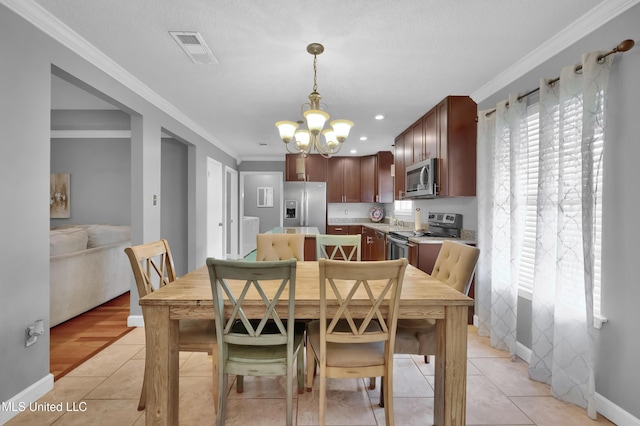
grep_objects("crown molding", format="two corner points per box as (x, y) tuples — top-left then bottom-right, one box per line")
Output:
(471, 0), (640, 103)
(240, 155), (286, 163)
(1, 0), (240, 162)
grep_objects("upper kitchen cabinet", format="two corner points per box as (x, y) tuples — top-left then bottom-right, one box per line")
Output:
(394, 134), (406, 200)
(285, 153), (327, 182)
(360, 151), (394, 203)
(394, 95), (477, 199)
(434, 96), (477, 197)
(327, 156), (361, 202)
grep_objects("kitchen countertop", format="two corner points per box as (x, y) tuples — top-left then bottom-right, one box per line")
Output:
(329, 221), (476, 245)
(265, 226), (319, 237)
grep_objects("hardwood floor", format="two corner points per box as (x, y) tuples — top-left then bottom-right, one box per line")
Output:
(50, 292), (134, 381)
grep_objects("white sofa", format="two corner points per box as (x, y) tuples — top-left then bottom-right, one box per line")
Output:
(50, 225), (132, 327)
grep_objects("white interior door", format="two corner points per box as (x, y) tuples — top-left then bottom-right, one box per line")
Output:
(225, 166), (238, 259)
(207, 157), (224, 258)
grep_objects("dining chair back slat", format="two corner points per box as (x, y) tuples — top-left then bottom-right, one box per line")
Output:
(316, 234), (361, 261)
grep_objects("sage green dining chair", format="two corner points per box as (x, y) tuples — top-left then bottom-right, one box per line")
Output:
(315, 234), (361, 261)
(206, 258), (305, 426)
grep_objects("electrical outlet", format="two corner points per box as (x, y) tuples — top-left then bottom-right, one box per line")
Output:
(344, 209), (348, 215)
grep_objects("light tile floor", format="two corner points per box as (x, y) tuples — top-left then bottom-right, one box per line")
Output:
(7, 326), (615, 425)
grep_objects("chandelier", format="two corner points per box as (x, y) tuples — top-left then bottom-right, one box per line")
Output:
(275, 43), (353, 158)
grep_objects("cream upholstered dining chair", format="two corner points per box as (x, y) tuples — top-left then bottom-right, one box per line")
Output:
(256, 233), (305, 261)
(306, 258), (408, 426)
(376, 240), (480, 406)
(394, 240), (480, 359)
(124, 239), (218, 412)
(315, 234), (361, 261)
(206, 258), (305, 426)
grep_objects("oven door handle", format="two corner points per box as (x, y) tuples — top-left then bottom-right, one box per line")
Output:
(387, 236), (409, 246)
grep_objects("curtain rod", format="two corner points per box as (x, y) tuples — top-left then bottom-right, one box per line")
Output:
(482, 39), (635, 118)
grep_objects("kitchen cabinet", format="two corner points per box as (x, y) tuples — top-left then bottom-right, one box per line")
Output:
(362, 227), (386, 261)
(408, 241), (418, 267)
(326, 225), (362, 235)
(304, 237), (316, 261)
(327, 156), (361, 202)
(412, 119), (424, 164)
(285, 153), (327, 182)
(394, 134), (406, 200)
(393, 95), (477, 198)
(433, 96), (477, 196)
(360, 151), (394, 203)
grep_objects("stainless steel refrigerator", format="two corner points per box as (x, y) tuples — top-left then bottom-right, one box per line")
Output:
(283, 181), (327, 234)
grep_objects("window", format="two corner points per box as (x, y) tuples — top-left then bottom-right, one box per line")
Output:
(517, 102), (603, 320)
(393, 200), (413, 215)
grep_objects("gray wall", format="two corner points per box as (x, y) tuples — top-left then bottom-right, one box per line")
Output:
(243, 173), (282, 233)
(0, 3), (237, 407)
(476, 5), (640, 419)
(50, 137), (131, 227)
(161, 138), (188, 277)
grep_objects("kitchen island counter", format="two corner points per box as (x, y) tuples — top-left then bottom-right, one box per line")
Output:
(265, 226), (319, 237)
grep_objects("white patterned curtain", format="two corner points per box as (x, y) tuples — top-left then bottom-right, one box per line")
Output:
(476, 51), (615, 417)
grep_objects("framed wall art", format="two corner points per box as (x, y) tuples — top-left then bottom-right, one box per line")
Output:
(50, 173), (70, 218)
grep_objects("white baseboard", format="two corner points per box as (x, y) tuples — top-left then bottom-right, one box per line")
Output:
(596, 393), (640, 426)
(127, 315), (144, 327)
(0, 374), (53, 425)
(513, 341), (639, 425)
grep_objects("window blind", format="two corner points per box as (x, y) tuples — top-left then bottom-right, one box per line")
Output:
(517, 101), (603, 318)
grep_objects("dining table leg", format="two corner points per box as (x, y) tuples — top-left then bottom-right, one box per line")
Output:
(433, 305), (468, 426)
(142, 305), (180, 426)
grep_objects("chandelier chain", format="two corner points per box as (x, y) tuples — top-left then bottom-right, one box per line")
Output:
(312, 54), (318, 93)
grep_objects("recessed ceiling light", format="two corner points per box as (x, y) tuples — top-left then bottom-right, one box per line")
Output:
(375, 115), (384, 120)
(360, 136), (367, 141)
(350, 149), (357, 154)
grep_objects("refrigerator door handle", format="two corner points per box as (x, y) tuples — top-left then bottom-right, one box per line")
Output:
(300, 190), (306, 226)
(304, 190), (309, 226)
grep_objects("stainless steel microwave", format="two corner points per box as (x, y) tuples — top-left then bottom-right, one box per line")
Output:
(405, 157), (437, 198)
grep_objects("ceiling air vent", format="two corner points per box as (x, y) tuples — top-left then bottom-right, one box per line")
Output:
(257, 141), (269, 148)
(169, 31), (218, 65)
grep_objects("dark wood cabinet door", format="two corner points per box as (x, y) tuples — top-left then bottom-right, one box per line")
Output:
(445, 96), (477, 197)
(342, 157), (361, 202)
(412, 119), (425, 164)
(376, 151), (394, 203)
(305, 154), (327, 182)
(417, 243), (441, 275)
(286, 154), (327, 182)
(304, 237), (316, 261)
(285, 154), (306, 181)
(408, 242), (419, 267)
(394, 135), (405, 200)
(360, 155), (376, 202)
(423, 108), (438, 161)
(326, 157), (343, 202)
(326, 225), (349, 235)
(373, 230), (386, 260)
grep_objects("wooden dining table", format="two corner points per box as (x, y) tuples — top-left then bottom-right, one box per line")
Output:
(139, 261), (473, 426)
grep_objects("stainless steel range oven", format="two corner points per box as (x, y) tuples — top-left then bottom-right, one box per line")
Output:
(387, 232), (411, 260)
(387, 212), (463, 260)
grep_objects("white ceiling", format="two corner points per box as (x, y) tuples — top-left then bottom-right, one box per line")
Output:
(34, 0), (613, 161)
